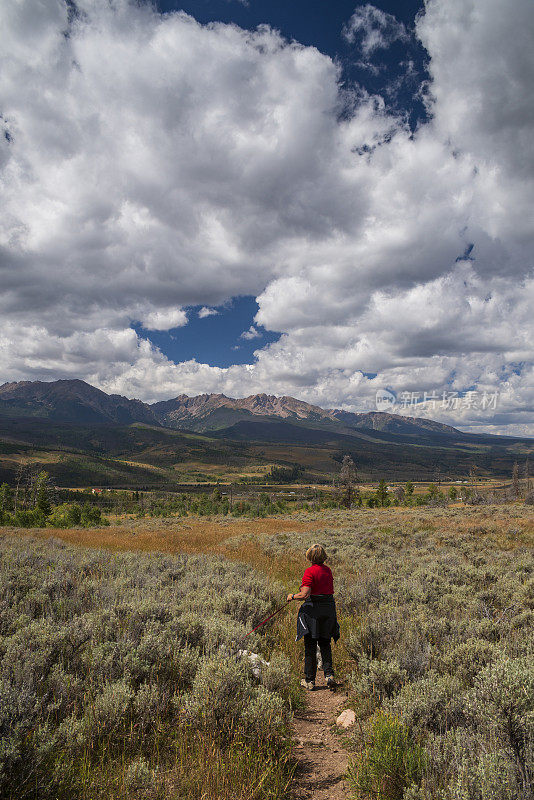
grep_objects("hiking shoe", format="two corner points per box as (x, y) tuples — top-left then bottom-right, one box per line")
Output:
(300, 679), (315, 691)
(326, 675), (337, 689)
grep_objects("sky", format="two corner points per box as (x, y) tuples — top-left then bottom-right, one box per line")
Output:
(1, 0), (533, 435)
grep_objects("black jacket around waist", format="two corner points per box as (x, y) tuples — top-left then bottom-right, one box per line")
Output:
(296, 594), (340, 642)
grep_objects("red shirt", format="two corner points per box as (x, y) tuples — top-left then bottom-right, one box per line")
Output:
(301, 564), (334, 595)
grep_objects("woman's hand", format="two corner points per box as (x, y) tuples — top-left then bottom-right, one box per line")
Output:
(287, 586), (311, 602)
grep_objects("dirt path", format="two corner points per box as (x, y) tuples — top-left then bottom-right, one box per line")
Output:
(291, 676), (352, 799)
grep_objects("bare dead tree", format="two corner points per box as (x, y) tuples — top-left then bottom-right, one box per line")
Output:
(394, 486), (405, 504)
(524, 458), (531, 494)
(337, 455), (359, 508)
(469, 464), (479, 493)
(512, 461), (520, 498)
(13, 463), (25, 514)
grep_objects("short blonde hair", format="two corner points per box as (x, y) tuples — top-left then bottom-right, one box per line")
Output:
(306, 544), (327, 564)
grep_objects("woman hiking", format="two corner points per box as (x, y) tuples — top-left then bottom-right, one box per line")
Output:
(287, 544), (339, 690)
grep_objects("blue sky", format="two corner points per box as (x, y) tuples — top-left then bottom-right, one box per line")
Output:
(2, 0), (534, 434)
(133, 295), (280, 366)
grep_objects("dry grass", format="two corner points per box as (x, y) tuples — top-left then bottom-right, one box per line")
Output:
(4, 505), (532, 560)
(4, 515), (328, 557)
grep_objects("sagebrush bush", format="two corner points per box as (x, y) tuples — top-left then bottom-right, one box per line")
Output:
(423, 727), (524, 800)
(0, 535), (289, 799)
(440, 638), (498, 685)
(467, 655), (534, 794)
(182, 652), (287, 745)
(351, 656), (408, 700)
(124, 756), (156, 793)
(260, 651), (292, 698)
(387, 672), (467, 736)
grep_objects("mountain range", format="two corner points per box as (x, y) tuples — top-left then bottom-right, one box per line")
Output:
(0, 379), (459, 437)
(0, 379), (531, 486)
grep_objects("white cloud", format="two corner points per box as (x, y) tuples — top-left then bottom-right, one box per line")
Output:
(0, 0), (533, 434)
(141, 308), (188, 331)
(343, 4), (408, 55)
(240, 325), (262, 340)
(198, 307), (219, 319)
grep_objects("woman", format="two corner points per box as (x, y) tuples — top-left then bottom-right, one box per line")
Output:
(287, 543), (339, 690)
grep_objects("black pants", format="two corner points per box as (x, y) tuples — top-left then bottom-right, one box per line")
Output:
(304, 634), (333, 682)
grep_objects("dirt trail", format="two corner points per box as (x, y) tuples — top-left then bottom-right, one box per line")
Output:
(291, 677), (352, 799)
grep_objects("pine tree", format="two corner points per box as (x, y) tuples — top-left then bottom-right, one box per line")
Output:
(376, 479), (389, 507)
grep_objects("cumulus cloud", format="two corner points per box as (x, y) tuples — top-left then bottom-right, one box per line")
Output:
(198, 307), (219, 319)
(240, 325), (262, 340)
(0, 0), (533, 433)
(141, 308), (188, 331)
(343, 4), (408, 55)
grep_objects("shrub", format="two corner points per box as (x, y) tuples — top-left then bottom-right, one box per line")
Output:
(260, 652), (292, 698)
(0, 536), (288, 799)
(241, 685), (285, 742)
(13, 509), (46, 527)
(351, 657), (408, 700)
(185, 654), (254, 739)
(184, 653), (286, 745)
(347, 712), (426, 800)
(467, 655), (534, 793)
(440, 639), (498, 685)
(387, 672), (466, 736)
(423, 728), (523, 800)
(124, 756), (156, 793)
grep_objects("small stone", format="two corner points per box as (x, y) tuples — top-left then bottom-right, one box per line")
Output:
(336, 709), (356, 729)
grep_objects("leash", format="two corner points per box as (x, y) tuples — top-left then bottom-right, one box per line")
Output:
(243, 599), (292, 639)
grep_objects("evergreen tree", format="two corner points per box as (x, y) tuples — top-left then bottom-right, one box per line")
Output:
(427, 483), (440, 499)
(376, 479), (389, 507)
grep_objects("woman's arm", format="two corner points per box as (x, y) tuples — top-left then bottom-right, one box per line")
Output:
(287, 585), (311, 602)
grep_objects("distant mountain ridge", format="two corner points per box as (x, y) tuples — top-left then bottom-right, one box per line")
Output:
(0, 379), (159, 426)
(151, 390), (462, 437)
(151, 392), (340, 431)
(0, 378), (462, 437)
(1, 379), (532, 487)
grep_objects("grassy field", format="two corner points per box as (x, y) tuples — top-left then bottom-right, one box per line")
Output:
(1, 505), (533, 799)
